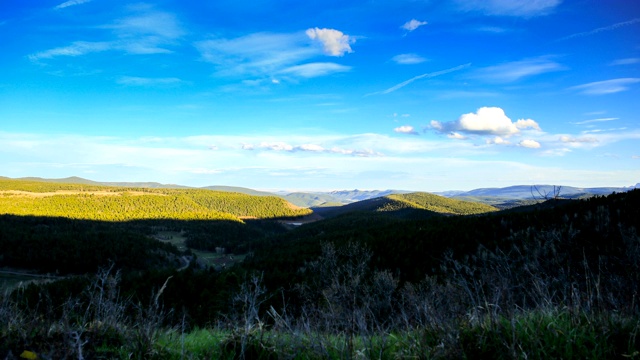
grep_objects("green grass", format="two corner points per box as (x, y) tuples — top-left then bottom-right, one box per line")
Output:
(144, 310), (640, 359)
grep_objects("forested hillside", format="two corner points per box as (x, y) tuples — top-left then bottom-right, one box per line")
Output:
(0, 179), (311, 221)
(314, 191), (497, 219)
(1, 178), (639, 358)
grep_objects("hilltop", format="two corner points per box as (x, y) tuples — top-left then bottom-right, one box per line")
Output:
(2, 176), (635, 208)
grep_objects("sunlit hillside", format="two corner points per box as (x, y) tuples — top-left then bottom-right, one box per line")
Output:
(0, 178), (311, 221)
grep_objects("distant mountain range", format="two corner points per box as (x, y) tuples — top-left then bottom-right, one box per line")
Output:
(1, 176), (637, 208)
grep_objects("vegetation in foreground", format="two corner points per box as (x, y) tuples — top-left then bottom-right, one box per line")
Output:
(0, 177), (639, 358)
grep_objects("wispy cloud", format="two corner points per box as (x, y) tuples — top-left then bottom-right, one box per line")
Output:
(28, 41), (112, 61)
(102, 9), (184, 54)
(3, 131), (638, 190)
(572, 117), (618, 125)
(392, 53), (427, 65)
(559, 135), (598, 144)
(610, 58), (640, 66)
(279, 62), (351, 78)
(369, 63), (471, 95)
(401, 19), (427, 32)
(473, 56), (566, 83)
(556, 18), (640, 42)
(54, 0), (91, 10)
(196, 29), (352, 80)
(570, 78), (640, 95)
(454, 0), (561, 17)
(29, 7), (184, 61)
(116, 76), (185, 86)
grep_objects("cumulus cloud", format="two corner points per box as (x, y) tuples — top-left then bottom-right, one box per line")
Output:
(448, 132), (467, 140)
(431, 107), (541, 137)
(392, 53), (427, 65)
(279, 62), (351, 78)
(54, 0), (91, 10)
(394, 125), (418, 135)
(402, 19), (427, 31)
(570, 78), (640, 95)
(487, 136), (508, 145)
(473, 57), (565, 83)
(519, 139), (541, 148)
(306, 28), (354, 56)
(515, 119), (541, 131)
(455, 0), (561, 17)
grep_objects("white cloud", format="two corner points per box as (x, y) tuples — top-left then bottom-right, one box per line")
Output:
(305, 28), (354, 56)
(370, 63), (471, 95)
(557, 18), (640, 42)
(394, 125), (418, 135)
(28, 41), (112, 61)
(515, 119), (541, 131)
(474, 57), (565, 83)
(559, 136), (598, 144)
(54, 0), (91, 10)
(197, 31), (350, 79)
(431, 107), (541, 137)
(116, 76), (184, 86)
(572, 117), (618, 125)
(279, 62), (351, 78)
(570, 78), (640, 95)
(29, 8), (184, 61)
(298, 144), (325, 152)
(487, 136), (508, 145)
(259, 142), (294, 151)
(402, 19), (427, 31)
(610, 58), (640, 66)
(448, 132), (467, 140)
(3, 131), (639, 191)
(519, 139), (541, 148)
(110, 11), (183, 40)
(455, 0), (561, 17)
(392, 53), (427, 65)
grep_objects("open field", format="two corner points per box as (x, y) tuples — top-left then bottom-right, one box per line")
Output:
(153, 231), (245, 268)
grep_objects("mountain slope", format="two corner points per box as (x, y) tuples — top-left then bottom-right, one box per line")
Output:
(0, 178), (311, 221)
(314, 192), (497, 219)
(452, 184), (637, 199)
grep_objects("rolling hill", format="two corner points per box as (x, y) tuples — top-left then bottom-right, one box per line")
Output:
(313, 191), (498, 219)
(0, 178), (311, 222)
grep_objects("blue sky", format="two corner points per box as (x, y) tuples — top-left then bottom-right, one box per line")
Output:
(1, 0), (639, 191)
